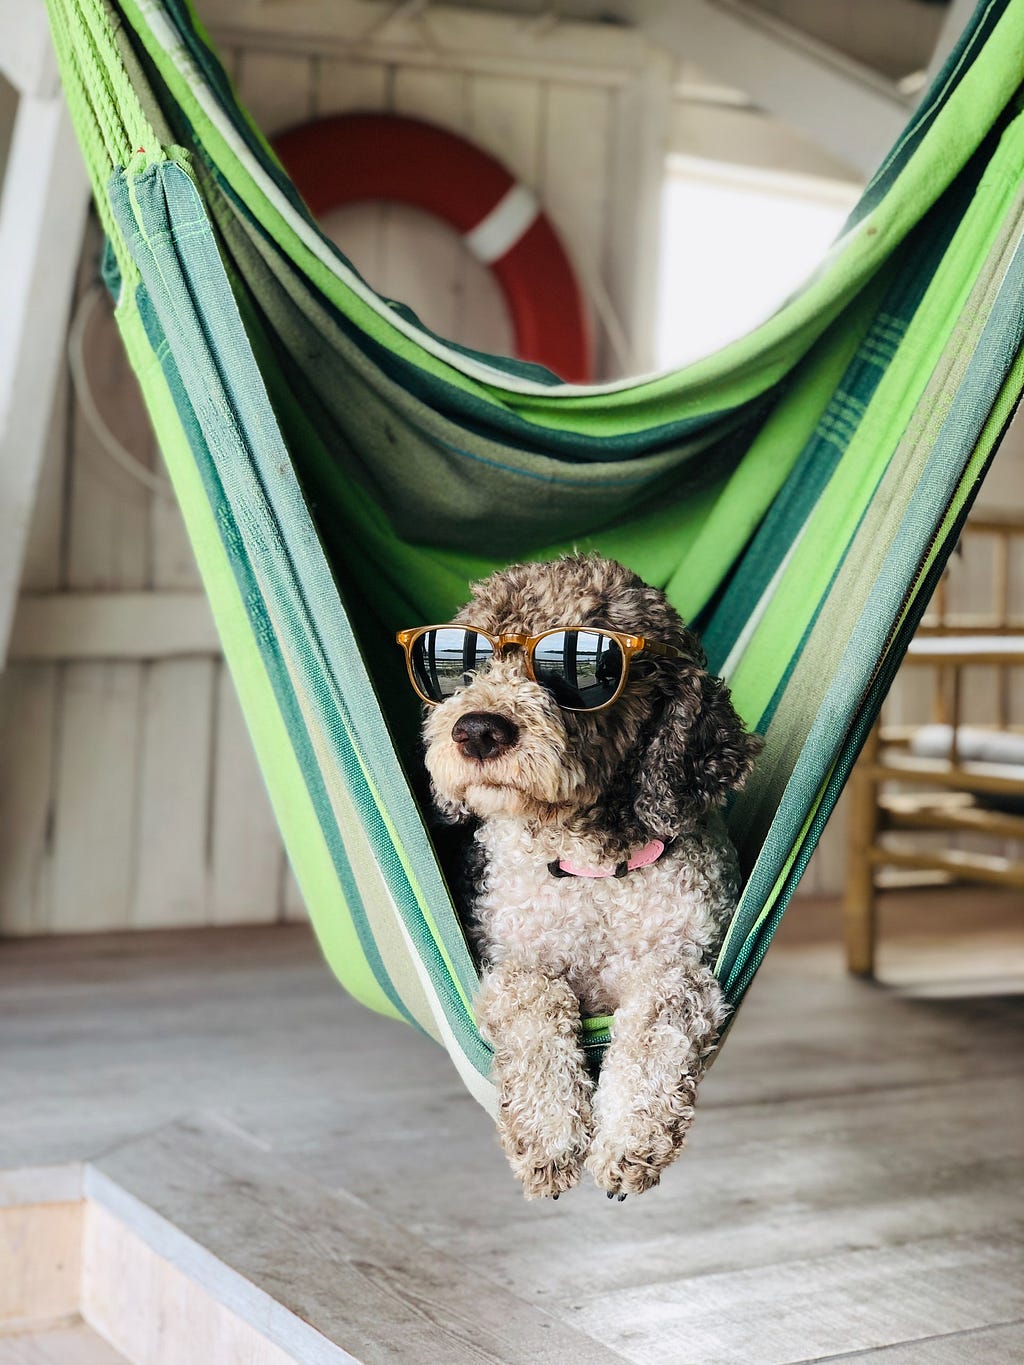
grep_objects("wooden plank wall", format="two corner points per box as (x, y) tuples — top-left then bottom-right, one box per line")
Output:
(0, 5), (669, 934)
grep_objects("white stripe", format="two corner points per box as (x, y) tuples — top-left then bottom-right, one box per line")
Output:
(463, 182), (540, 265)
(390, 907), (498, 1117)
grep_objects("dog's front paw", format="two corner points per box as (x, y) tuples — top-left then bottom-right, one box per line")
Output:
(586, 1110), (690, 1198)
(499, 1110), (591, 1200)
(508, 1145), (586, 1200)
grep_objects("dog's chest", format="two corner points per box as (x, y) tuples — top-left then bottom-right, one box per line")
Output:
(469, 819), (731, 1010)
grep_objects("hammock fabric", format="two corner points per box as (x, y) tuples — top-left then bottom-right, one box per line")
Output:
(46, 0), (1024, 1111)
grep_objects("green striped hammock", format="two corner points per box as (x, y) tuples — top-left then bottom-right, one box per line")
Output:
(47, 0), (1024, 1112)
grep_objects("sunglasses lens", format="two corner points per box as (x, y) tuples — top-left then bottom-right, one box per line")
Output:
(410, 629), (493, 701)
(532, 630), (624, 710)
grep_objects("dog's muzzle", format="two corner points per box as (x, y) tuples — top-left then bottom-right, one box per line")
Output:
(451, 712), (519, 761)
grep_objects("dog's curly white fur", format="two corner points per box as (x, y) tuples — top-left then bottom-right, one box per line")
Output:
(420, 554), (762, 1199)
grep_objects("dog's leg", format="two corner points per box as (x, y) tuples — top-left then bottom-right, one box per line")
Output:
(586, 957), (728, 1197)
(477, 962), (594, 1200)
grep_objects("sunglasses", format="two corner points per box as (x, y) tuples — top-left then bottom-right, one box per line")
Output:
(395, 625), (685, 713)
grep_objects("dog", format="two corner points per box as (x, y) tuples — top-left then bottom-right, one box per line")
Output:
(398, 553), (762, 1199)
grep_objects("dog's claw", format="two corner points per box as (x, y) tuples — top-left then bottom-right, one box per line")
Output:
(606, 1190), (616, 1200)
(552, 1192), (559, 1201)
(617, 1193), (628, 1202)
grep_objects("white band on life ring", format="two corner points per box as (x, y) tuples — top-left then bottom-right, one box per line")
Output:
(463, 182), (541, 265)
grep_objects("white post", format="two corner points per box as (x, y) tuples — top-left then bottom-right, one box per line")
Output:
(0, 4), (91, 666)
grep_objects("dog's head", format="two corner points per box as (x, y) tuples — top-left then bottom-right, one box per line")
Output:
(420, 554), (762, 846)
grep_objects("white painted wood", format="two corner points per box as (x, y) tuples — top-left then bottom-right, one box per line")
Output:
(383, 66), (469, 342)
(0, 665), (57, 935)
(0, 1203), (82, 1334)
(82, 1198), (314, 1365)
(19, 365), (68, 594)
(132, 660), (214, 928)
(541, 82), (613, 377)
(461, 72), (536, 355)
(466, 70), (541, 184)
(65, 253), (151, 595)
(8, 592), (219, 662)
(49, 664), (142, 933)
(669, 99), (861, 182)
(0, 0), (59, 97)
(0, 79), (17, 188)
(0, 1323), (128, 1365)
(657, 1), (908, 175)
(0, 89), (89, 662)
(424, 0), (909, 174)
(606, 57), (674, 375)
(312, 55), (389, 116)
(209, 665), (282, 926)
(204, 1), (654, 82)
(235, 49), (315, 135)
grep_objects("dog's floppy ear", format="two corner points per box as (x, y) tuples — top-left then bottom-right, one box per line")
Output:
(634, 661), (763, 839)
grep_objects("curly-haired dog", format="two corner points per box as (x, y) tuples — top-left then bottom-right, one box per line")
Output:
(400, 553), (762, 1199)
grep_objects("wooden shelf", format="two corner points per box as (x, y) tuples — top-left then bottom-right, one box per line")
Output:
(870, 751), (1024, 797)
(879, 791), (1024, 840)
(868, 843), (1024, 888)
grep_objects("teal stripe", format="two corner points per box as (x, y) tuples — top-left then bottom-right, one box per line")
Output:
(701, 181), (968, 672)
(725, 464), (995, 1002)
(116, 161), (490, 1065)
(719, 213), (1024, 987)
(115, 169), (413, 1027)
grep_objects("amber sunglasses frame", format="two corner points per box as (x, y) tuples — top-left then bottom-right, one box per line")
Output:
(395, 624), (685, 713)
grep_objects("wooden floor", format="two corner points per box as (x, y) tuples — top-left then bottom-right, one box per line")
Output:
(1, 890), (1022, 1364)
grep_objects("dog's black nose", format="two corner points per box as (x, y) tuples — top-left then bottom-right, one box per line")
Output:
(452, 712), (519, 761)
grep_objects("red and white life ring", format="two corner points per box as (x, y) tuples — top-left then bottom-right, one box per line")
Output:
(272, 113), (593, 383)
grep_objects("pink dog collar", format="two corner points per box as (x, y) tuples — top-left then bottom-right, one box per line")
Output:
(549, 839), (666, 880)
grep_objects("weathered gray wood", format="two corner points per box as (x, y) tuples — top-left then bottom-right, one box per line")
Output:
(570, 1234), (1024, 1364)
(840, 1320), (1024, 1363)
(90, 1117), (628, 1365)
(0, 895), (1020, 1363)
(7, 592), (219, 661)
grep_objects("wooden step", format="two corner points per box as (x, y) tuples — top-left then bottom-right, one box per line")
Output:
(2, 1119), (627, 1365)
